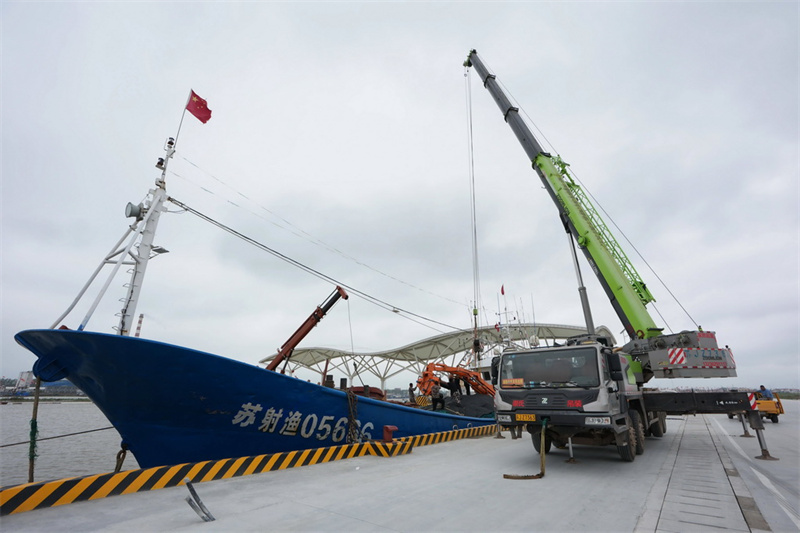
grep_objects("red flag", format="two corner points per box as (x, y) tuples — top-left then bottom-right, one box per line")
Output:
(501, 284), (505, 295)
(186, 90), (212, 123)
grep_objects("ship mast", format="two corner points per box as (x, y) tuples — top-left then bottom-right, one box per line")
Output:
(53, 138), (173, 334)
(116, 138), (173, 335)
(51, 91), (209, 334)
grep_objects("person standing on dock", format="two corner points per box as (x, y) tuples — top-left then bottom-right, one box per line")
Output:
(431, 383), (444, 411)
(450, 377), (463, 406)
(408, 383), (417, 403)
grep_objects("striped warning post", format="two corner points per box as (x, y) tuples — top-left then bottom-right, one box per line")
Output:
(0, 439), (411, 516)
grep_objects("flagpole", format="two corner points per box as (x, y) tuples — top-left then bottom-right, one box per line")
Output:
(173, 91), (192, 149)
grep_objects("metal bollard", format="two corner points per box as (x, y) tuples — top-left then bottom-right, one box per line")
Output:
(382, 425), (398, 442)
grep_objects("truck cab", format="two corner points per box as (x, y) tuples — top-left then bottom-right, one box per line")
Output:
(492, 338), (647, 461)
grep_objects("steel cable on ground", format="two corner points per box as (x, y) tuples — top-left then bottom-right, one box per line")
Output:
(496, 76), (697, 333)
(166, 197), (461, 334)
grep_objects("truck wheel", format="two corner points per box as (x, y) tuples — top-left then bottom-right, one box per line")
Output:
(617, 420), (636, 462)
(770, 414), (779, 423)
(531, 431), (552, 454)
(630, 410), (645, 455)
(649, 411), (664, 438)
(727, 413), (734, 419)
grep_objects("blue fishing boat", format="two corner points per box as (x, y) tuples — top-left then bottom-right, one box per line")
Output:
(16, 329), (493, 468)
(14, 131), (494, 469)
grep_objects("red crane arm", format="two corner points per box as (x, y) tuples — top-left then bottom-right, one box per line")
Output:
(266, 286), (348, 372)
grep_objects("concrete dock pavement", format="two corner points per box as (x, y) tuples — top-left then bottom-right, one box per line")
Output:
(636, 415), (768, 532)
(2, 408), (794, 532)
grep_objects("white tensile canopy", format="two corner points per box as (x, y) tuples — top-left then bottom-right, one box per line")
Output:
(259, 323), (616, 390)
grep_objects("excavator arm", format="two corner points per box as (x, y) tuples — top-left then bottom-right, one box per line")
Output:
(417, 362), (495, 396)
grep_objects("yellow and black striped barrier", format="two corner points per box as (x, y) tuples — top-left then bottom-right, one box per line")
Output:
(399, 423), (495, 447)
(0, 424), (494, 516)
(0, 439), (410, 516)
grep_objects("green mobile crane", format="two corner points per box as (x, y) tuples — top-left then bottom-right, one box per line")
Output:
(465, 50), (747, 461)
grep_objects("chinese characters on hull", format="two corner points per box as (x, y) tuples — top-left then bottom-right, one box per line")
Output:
(232, 402), (374, 443)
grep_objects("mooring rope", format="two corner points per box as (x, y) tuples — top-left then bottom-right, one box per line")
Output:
(114, 443), (129, 473)
(346, 389), (360, 444)
(1, 426), (115, 448)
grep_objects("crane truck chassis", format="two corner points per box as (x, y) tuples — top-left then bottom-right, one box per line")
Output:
(490, 337), (751, 461)
(465, 49), (754, 461)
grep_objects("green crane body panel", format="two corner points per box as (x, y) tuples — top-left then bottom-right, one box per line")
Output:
(534, 154), (660, 339)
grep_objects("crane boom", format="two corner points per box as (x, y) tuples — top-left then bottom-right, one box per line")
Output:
(266, 286), (348, 372)
(465, 51), (656, 341)
(465, 49), (735, 379)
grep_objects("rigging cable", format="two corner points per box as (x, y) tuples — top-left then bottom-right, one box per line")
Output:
(464, 64), (482, 360)
(170, 156), (464, 307)
(498, 78), (697, 332)
(166, 196), (461, 335)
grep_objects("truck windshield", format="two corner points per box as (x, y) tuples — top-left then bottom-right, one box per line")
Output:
(500, 347), (599, 389)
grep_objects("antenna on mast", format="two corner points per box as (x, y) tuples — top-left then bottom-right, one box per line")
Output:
(134, 314), (144, 338)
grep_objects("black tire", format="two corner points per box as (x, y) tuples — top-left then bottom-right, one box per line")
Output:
(650, 411), (664, 438)
(770, 414), (779, 423)
(727, 413), (734, 419)
(531, 431), (552, 454)
(617, 416), (636, 462)
(630, 409), (645, 455)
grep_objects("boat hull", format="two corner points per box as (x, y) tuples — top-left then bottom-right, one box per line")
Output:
(15, 329), (494, 468)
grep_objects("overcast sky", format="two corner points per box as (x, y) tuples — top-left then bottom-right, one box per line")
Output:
(2, 2), (798, 391)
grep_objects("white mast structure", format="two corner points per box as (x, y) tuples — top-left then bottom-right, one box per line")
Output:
(116, 141), (172, 336)
(50, 137), (174, 335)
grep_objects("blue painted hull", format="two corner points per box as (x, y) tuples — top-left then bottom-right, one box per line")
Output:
(14, 329), (494, 468)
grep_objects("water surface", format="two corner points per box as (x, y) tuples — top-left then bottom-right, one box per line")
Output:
(0, 401), (140, 487)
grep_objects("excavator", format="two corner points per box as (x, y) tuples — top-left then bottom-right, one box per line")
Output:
(417, 363), (495, 397)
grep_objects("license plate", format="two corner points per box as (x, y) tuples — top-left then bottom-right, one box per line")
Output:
(516, 413), (537, 422)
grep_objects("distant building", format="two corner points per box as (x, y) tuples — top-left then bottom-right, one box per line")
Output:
(9, 372), (84, 397)
(14, 371), (35, 391)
